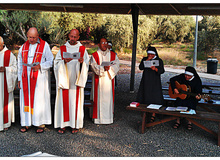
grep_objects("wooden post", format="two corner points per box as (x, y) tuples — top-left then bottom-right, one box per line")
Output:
(130, 4), (139, 93)
(141, 112), (146, 134)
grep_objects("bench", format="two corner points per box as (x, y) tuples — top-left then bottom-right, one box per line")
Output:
(202, 82), (220, 89)
(163, 95), (220, 113)
(126, 104), (220, 146)
(13, 70), (94, 109)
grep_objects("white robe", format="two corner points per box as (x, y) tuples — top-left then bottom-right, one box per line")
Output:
(0, 47), (17, 131)
(54, 41), (89, 129)
(18, 41), (54, 127)
(90, 48), (119, 124)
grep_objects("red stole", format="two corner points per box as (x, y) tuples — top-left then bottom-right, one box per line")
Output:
(21, 38), (45, 115)
(60, 45), (85, 122)
(3, 50), (11, 124)
(92, 51), (116, 119)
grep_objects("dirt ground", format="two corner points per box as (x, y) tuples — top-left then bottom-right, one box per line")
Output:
(118, 63), (220, 75)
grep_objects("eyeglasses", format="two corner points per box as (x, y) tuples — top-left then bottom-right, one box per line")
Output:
(101, 42), (108, 44)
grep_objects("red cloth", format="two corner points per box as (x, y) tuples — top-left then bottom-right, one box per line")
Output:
(60, 45), (85, 122)
(92, 51), (116, 119)
(3, 50), (11, 124)
(21, 38), (45, 114)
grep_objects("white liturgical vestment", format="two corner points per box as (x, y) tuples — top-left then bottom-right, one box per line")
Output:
(0, 46), (17, 131)
(18, 39), (54, 127)
(90, 48), (119, 124)
(54, 41), (89, 129)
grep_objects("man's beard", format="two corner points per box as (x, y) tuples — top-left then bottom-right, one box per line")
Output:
(69, 40), (76, 45)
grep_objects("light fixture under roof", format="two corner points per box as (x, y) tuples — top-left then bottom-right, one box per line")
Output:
(188, 6), (220, 10)
(40, 4), (84, 8)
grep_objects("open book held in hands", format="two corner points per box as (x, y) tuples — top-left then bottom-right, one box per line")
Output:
(63, 52), (80, 59)
(130, 102), (140, 107)
(144, 60), (159, 68)
(23, 62), (39, 67)
(101, 60), (116, 66)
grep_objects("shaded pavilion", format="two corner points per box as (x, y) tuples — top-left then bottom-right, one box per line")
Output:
(1, 3), (220, 91)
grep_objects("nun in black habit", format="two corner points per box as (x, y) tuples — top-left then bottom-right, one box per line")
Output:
(169, 66), (202, 130)
(136, 46), (165, 122)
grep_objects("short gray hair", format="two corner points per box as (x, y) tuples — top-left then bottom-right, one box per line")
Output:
(0, 36), (4, 44)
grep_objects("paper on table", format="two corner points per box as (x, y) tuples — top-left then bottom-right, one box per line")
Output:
(166, 107), (177, 111)
(63, 52), (80, 59)
(176, 106), (188, 111)
(23, 62), (39, 67)
(147, 104), (162, 109)
(180, 109), (196, 114)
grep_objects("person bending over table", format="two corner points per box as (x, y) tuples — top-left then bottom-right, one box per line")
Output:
(169, 66), (202, 130)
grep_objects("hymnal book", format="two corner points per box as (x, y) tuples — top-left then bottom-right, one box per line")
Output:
(130, 102), (140, 107)
(166, 106), (188, 112)
(63, 52), (80, 59)
(23, 62), (39, 67)
(143, 60), (159, 68)
(147, 104), (162, 109)
(101, 60), (116, 66)
(165, 107), (177, 111)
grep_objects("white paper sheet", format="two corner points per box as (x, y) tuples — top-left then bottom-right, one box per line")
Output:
(144, 60), (159, 68)
(147, 104), (162, 109)
(63, 52), (80, 59)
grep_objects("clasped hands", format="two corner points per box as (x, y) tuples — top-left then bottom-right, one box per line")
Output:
(31, 64), (41, 72)
(145, 59), (158, 72)
(104, 66), (110, 71)
(64, 57), (84, 63)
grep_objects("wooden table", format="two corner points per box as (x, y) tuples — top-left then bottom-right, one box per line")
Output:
(126, 104), (220, 146)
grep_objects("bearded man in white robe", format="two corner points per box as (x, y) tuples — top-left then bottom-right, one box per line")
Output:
(90, 38), (119, 124)
(18, 27), (54, 133)
(54, 29), (89, 134)
(0, 36), (17, 131)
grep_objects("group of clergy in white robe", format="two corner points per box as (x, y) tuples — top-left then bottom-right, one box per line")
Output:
(0, 28), (120, 133)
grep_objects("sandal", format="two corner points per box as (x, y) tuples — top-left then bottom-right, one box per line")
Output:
(58, 128), (66, 134)
(36, 127), (44, 133)
(150, 116), (155, 122)
(71, 128), (79, 134)
(20, 126), (29, 133)
(187, 124), (192, 130)
(173, 122), (180, 129)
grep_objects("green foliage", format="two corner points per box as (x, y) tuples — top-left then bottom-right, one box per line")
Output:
(0, 10), (41, 42)
(123, 48), (132, 54)
(87, 47), (98, 54)
(180, 44), (186, 48)
(197, 16), (220, 58)
(105, 15), (133, 49)
(152, 16), (195, 44)
(1, 10), (218, 58)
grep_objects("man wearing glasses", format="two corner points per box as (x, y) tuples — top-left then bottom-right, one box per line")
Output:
(90, 38), (120, 124)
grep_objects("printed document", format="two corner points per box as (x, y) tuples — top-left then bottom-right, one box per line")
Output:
(144, 60), (159, 68)
(63, 52), (80, 59)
